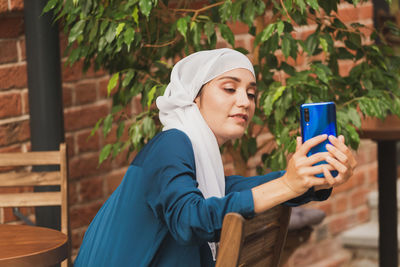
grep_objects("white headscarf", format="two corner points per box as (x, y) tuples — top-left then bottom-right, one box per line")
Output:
(156, 48), (255, 259)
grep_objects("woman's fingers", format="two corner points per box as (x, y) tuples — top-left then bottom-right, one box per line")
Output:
(326, 156), (349, 174)
(326, 143), (347, 163)
(303, 152), (331, 166)
(328, 135), (357, 168)
(296, 136), (302, 152)
(323, 167), (336, 186)
(297, 164), (334, 176)
(298, 134), (328, 156)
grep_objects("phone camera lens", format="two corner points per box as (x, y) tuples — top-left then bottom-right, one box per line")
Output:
(304, 108), (310, 122)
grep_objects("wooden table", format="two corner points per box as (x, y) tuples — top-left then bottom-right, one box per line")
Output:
(360, 115), (400, 267)
(0, 224), (68, 267)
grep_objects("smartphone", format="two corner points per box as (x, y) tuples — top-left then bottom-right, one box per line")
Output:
(300, 102), (338, 178)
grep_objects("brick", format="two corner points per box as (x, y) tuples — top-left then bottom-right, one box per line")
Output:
(62, 60), (84, 82)
(106, 169), (126, 195)
(21, 89), (28, 114)
(75, 81), (97, 105)
(0, 120), (30, 146)
(79, 177), (104, 202)
(338, 60), (354, 76)
(0, 40), (18, 64)
(0, 64), (27, 89)
(328, 214), (348, 235)
(65, 134), (75, 158)
(0, 17), (24, 38)
(68, 152), (112, 180)
(0, 91), (22, 118)
(0, 0), (8, 13)
(77, 129), (99, 154)
(68, 180), (78, 206)
(350, 188), (369, 208)
(18, 38), (26, 61)
(335, 4), (358, 23)
(228, 21), (249, 35)
(357, 205), (370, 223)
(70, 201), (102, 229)
(334, 195), (348, 213)
(62, 85), (73, 108)
(367, 163), (378, 186)
(333, 173), (355, 194)
(357, 3), (373, 21)
(9, 0), (23, 11)
(71, 229), (85, 250)
(64, 103), (109, 132)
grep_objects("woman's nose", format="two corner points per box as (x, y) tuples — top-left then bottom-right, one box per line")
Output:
(236, 89), (250, 108)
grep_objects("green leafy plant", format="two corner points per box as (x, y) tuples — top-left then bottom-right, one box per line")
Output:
(46, 0), (400, 173)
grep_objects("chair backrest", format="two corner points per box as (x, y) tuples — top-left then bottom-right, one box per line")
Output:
(216, 205), (291, 267)
(0, 143), (69, 266)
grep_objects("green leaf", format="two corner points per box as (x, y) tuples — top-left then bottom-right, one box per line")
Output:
(105, 23), (117, 43)
(177, 17), (188, 39)
(319, 36), (328, 52)
(282, 34), (291, 59)
(306, 0), (319, 10)
(108, 73), (119, 96)
(103, 114), (113, 137)
(219, 24), (235, 47)
(147, 85), (157, 108)
(276, 21), (284, 36)
(305, 33), (318, 55)
(116, 23), (125, 37)
(347, 107), (361, 128)
(124, 27), (135, 48)
(42, 0), (58, 14)
(132, 6), (139, 25)
(254, 23), (276, 47)
(89, 20), (99, 42)
(69, 20), (85, 43)
(122, 70), (135, 87)
(99, 144), (112, 164)
(204, 21), (215, 43)
(117, 121), (125, 139)
(139, 0), (152, 17)
(252, 115), (264, 125)
(296, 0), (306, 13)
(90, 118), (103, 138)
(219, 0), (232, 22)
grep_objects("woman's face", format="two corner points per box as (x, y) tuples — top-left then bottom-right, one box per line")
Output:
(195, 68), (256, 146)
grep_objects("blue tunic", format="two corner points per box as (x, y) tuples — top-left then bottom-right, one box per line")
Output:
(74, 129), (331, 267)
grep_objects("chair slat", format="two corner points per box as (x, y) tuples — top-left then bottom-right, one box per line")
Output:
(239, 229), (279, 264)
(0, 192), (61, 207)
(243, 206), (281, 236)
(0, 171), (61, 186)
(0, 151), (61, 166)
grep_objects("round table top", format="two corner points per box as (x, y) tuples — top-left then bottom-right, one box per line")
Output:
(0, 224), (68, 267)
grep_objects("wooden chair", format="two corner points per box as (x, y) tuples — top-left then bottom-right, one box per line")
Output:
(0, 144), (70, 267)
(216, 205), (291, 267)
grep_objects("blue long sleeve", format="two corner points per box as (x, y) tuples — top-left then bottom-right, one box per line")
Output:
(142, 130), (254, 245)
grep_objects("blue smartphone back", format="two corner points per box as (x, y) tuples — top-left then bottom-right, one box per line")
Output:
(300, 102), (337, 177)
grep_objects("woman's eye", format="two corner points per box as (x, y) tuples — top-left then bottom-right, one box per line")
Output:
(247, 93), (256, 100)
(224, 88), (236, 93)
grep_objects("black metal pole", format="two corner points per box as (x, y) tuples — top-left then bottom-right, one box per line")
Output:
(23, 0), (64, 231)
(377, 140), (398, 267)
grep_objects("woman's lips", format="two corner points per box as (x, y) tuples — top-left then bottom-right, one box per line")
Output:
(229, 113), (248, 123)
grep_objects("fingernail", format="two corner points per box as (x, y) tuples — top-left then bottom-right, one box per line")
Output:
(326, 144), (333, 149)
(329, 135), (336, 140)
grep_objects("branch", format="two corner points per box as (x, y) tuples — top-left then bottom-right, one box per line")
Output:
(143, 36), (180, 48)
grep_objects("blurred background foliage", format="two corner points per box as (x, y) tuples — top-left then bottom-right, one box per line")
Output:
(45, 0), (400, 174)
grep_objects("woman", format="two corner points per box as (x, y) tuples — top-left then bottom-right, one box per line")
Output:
(74, 48), (356, 267)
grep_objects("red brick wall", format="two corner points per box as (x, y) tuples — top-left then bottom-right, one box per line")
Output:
(0, 1), (380, 265)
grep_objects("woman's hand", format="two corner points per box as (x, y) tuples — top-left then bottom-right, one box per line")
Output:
(282, 134), (335, 195)
(316, 135), (358, 190)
